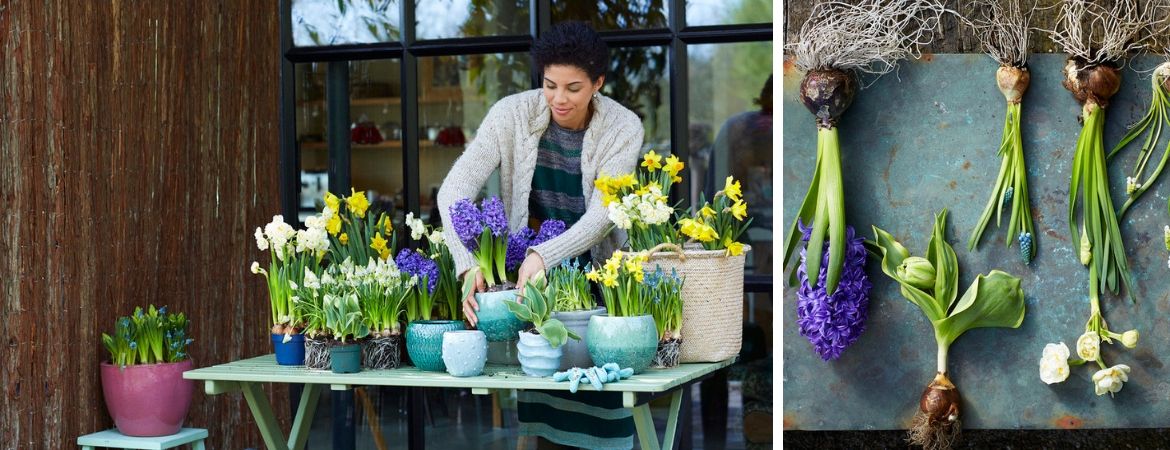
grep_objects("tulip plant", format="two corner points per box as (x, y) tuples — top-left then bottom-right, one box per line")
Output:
(872, 209), (1026, 450)
(784, 0), (945, 296)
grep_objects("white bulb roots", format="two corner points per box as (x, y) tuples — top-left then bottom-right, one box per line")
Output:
(788, 0), (948, 75)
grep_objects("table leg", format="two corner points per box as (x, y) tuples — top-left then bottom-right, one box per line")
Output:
(631, 389), (684, 450)
(240, 382), (291, 450)
(288, 384), (323, 450)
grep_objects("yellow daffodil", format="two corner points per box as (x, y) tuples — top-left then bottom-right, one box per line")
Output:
(601, 270), (619, 287)
(623, 256), (643, 275)
(725, 239), (745, 256)
(699, 225), (719, 242)
(370, 232), (388, 254)
(634, 185), (651, 196)
(379, 248), (391, 260)
(700, 205), (716, 219)
(601, 192), (617, 207)
(595, 176), (614, 195)
(730, 201), (748, 221)
(326, 214), (342, 236)
(324, 192), (341, 212)
(723, 176), (742, 202)
(585, 269), (602, 282)
(631, 267), (644, 283)
(346, 188), (370, 218)
(664, 154), (683, 174)
(340, 233), (349, 245)
(616, 173), (638, 190)
(604, 251), (623, 272)
(641, 150), (663, 172)
(671, 174), (682, 184)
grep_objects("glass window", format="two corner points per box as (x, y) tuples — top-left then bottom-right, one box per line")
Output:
(295, 62), (330, 223)
(292, 0), (401, 47)
(344, 60), (404, 221)
(409, 53), (531, 225)
(416, 0), (530, 40)
(685, 0), (772, 26)
(602, 46), (670, 151)
(552, 0), (668, 30)
(688, 41), (773, 351)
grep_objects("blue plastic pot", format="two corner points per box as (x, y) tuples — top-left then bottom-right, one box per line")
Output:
(330, 343), (362, 374)
(474, 289), (527, 342)
(406, 320), (466, 372)
(271, 333), (306, 366)
(586, 314), (658, 374)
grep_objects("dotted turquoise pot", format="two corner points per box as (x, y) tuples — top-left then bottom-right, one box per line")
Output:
(586, 314), (658, 374)
(406, 320), (466, 372)
(474, 289), (527, 342)
(330, 343), (362, 374)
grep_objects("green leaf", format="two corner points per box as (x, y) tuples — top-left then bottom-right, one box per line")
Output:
(933, 270), (1026, 347)
(504, 299), (535, 323)
(539, 319), (569, 348)
(871, 225), (946, 321)
(929, 210), (959, 314)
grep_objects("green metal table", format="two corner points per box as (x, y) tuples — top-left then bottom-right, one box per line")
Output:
(184, 355), (733, 450)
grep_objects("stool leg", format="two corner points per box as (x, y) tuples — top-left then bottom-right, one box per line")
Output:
(192, 439), (206, 450)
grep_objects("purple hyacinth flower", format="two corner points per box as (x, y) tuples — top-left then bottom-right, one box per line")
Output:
(396, 248), (439, 294)
(506, 227), (536, 271)
(533, 219), (566, 246)
(481, 196), (508, 237)
(449, 199), (483, 251)
(795, 220), (872, 361)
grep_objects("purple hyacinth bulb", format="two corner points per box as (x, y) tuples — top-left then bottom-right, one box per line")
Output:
(506, 227), (536, 271)
(396, 248), (439, 294)
(533, 219), (566, 246)
(449, 199), (483, 251)
(795, 220), (872, 361)
(481, 197), (508, 237)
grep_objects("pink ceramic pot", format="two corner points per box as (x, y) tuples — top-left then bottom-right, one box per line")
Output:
(100, 360), (194, 436)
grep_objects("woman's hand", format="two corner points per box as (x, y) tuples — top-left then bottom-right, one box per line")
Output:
(461, 270), (487, 327)
(515, 252), (546, 301)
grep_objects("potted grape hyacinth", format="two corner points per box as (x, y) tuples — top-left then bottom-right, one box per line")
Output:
(505, 273), (581, 377)
(548, 259), (606, 370)
(100, 305), (195, 437)
(645, 267), (684, 368)
(399, 247), (466, 372)
(451, 196), (566, 344)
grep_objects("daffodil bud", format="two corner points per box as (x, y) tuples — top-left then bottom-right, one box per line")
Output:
(1079, 233), (1092, 266)
(1077, 331), (1100, 361)
(1126, 177), (1138, 195)
(1122, 330), (1139, 349)
(897, 256), (936, 290)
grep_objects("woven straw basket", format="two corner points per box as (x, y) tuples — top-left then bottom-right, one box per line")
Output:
(641, 243), (749, 363)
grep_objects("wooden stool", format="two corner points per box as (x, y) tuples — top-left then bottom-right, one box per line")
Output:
(77, 428), (208, 450)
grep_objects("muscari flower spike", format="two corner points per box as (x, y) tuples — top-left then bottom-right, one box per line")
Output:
(1018, 231), (1033, 264)
(795, 219), (872, 361)
(1002, 186), (1014, 208)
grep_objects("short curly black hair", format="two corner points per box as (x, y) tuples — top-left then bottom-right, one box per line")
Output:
(531, 21), (609, 82)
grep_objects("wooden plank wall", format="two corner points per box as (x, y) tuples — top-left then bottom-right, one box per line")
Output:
(1, 2), (286, 448)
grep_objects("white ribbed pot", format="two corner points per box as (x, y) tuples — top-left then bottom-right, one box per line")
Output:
(551, 307), (606, 370)
(515, 331), (563, 377)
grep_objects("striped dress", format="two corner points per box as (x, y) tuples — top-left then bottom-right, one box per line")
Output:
(518, 121), (635, 449)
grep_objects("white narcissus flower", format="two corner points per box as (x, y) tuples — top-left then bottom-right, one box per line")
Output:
(321, 272), (336, 287)
(289, 280), (299, 291)
(250, 261), (262, 274)
(636, 201), (658, 223)
(1076, 331), (1100, 361)
(303, 268), (321, 290)
(428, 229), (445, 244)
(1039, 342), (1071, 385)
(305, 214), (326, 232)
(255, 227), (269, 251)
(322, 206), (336, 221)
(1092, 364), (1131, 396)
(406, 212), (426, 240)
(608, 202), (632, 229)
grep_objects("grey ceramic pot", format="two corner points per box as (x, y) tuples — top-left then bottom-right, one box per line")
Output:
(586, 314), (658, 374)
(406, 320), (466, 372)
(516, 331), (563, 377)
(473, 289), (527, 342)
(441, 330), (487, 377)
(551, 307), (606, 370)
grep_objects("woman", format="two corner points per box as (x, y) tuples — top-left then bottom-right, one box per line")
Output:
(436, 21), (642, 450)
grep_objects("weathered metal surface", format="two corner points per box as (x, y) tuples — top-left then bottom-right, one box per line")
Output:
(783, 54), (1170, 430)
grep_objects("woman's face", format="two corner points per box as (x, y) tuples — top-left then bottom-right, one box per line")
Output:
(542, 64), (604, 131)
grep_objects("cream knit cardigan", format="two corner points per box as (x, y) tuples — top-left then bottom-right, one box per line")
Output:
(437, 89), (644, 277)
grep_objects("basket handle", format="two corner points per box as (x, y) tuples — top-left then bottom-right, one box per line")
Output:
(642, 242), (686, 261)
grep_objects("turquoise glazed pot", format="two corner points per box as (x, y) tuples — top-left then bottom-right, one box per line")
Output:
(474, 289), (527, 342)
(330, 343), (362, 374)
(586, 314), (658, 374)
(441, 330), (488, 377)
(406, 320), (466, 372)
(516, 331), (564, 377)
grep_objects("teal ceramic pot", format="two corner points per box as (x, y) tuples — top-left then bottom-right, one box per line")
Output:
(474, 289), (527, 342)
(516, 331), (564, 377)
(551, 307), (606, 370)
(406, 320), (466, 372)
(586, 314), (658, 374)
(441, 330), (487, 377)
(330, 343), (362, 374)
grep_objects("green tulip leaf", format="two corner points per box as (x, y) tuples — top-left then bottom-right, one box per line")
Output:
(872, 225), (946, 321)
(928, 209), (960, 314)
(539, 319), (569, 348)
(933, 270), (1026, 347)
